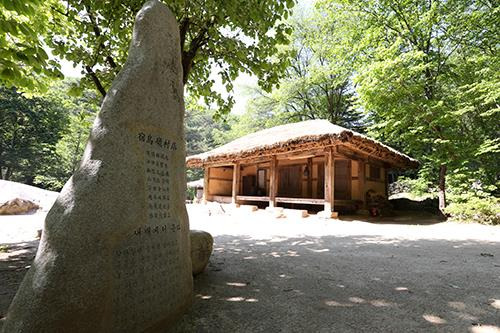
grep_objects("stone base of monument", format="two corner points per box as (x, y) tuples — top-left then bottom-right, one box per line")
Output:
(190, 230), (213, 275)
(265, 207), (285, 218)
(238, 205), (258, 213)
(283, 209), (309, 218)
(317, 210), (339, 219)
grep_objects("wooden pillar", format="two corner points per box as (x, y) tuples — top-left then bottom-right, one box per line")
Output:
(269, 156), (278, 208)
(307, 157), (313, 198)
(358, 160), (366, 208)
(202, 167), (210, 204)
(232, 162), (240, 205)
(384, 168), (389, 198)
(324, 148), (335, 213)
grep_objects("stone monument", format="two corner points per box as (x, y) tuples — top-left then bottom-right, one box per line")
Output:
(1, 1), (193, 332)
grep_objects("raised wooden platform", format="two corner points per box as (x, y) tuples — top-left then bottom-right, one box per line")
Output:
(236, 195), (270, 202)
(234, 196), (361, 207)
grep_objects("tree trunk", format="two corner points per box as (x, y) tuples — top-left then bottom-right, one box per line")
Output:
(5, 166), (12, 180)
(72, 129), (83, 173)
(438, 164), (447, 213)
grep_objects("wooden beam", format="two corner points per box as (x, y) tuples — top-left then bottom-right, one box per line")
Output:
(324, 147), (335, 212)
(208, 177), (233, 182)
(307, 157), (313, 198)
(276, 148), (326, 160)
(203, 167), (210, 204)
(236, 195), (270, 202)
(269, 155), (278, 208)
(340, 143), (393, 167)
(232, 162), (240, 205)
(276, 197), (325, 205)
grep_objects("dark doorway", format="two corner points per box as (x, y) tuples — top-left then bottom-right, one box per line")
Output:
(242, 175), (256, 195)
(317, 162), (324, 199)
(334, 160), (351, 200)
(278, 165), (302, 197)
(257, 168), (267, 196)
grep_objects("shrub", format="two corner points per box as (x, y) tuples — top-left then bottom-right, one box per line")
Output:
(389, 176), (434, 198)
(445, 196), (500, 225)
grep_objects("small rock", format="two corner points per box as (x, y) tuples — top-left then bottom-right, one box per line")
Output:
(191, 230), (214, 275)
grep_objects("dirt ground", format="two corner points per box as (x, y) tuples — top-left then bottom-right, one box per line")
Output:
(1, 205), (499, 332)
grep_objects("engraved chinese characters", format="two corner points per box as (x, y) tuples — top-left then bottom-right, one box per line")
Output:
(1, 1), (193, 332)
(141, 132), (176, 226)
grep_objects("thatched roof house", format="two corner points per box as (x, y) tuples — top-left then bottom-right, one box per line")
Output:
(186, 119), (418, 216)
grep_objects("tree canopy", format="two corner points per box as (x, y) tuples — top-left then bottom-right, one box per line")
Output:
(0, 0), (62, 91)
(244, 8), (364, 131)
(1, 0), (498, 221)
(315, 0), (499, 210)
(0, 80), (99, 190)
(42, 0), (295, 115)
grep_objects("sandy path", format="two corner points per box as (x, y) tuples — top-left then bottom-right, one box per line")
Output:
(1, 205), (499, 332)
(177, 205), (500, 333)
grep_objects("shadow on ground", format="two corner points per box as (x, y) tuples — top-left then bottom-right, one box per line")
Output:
(1, 234), (499, 333)
(0, 240), (39, 325)
(171, 234), (500, 333)
(339, 211), (446, 225)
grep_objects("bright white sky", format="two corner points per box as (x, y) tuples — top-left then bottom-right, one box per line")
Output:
(58, 0), (314, 115)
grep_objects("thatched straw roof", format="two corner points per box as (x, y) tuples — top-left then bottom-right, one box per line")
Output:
(186, 119), (418, 169)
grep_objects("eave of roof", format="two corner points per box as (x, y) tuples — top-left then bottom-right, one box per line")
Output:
(186, 119), (419, 169)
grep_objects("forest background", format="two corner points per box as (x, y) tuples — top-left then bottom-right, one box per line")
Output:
(0, 0), (498, 224)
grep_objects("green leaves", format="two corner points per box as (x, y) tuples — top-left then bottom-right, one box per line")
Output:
(0, 79), (100, 189)
(0, 0), (62, 91)
(316, 0), (499, 200)
(39, 0), (295, 116)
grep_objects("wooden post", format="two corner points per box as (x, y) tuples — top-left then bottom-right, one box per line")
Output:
(307, 157), (313, 198)
(358, 160), (366, 208)
(202, 167), (210, 204)
(324, 148), (335, 214)
(384, 168), (389, 198)
(232, 162), (240, 205)
(269, 156), (278, 208)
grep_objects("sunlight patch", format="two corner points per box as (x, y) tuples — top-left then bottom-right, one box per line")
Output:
(423, 314), (447, 324)
(226, 297), (245, 302)
(325, 300), (353, 307)
(349, 297), (365, 304)
(469, 325), (500, 333)
(195, 294), (212, 300)
(226, 282), (248, 287)
(307, 248), (330, 253)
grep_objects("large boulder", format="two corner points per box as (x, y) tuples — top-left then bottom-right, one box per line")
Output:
(0, 198), (40, 215)
(0, 180), (58, 212)
(190, 230), (213, 275)
(391, 197), (446, 219)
